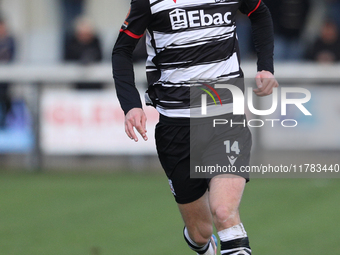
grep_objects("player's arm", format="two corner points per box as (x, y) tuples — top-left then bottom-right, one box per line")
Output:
(112, 0), (151, 141)
(239, 0), (279, 96)
(113, 33), (147, 142)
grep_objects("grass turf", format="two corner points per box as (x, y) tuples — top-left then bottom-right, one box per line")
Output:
(1, 172), (339, 255)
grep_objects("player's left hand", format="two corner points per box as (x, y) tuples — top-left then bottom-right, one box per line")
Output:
(253, 70), (279, 97)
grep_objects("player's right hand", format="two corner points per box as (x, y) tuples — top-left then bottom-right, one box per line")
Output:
(125, 108), (148, 142)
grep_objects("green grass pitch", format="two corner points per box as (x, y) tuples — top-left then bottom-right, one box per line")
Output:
(1, 172), (340, 255)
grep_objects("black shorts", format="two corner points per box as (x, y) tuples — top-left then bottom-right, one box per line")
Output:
(155, 113), (252, 204)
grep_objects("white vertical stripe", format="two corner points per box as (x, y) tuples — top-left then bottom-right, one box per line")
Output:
(146, 30), (156, 68)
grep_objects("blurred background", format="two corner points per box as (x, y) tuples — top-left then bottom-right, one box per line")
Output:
(0, 0), (339, 254)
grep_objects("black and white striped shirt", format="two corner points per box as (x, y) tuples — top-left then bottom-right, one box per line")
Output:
(113, 0), (273, 118)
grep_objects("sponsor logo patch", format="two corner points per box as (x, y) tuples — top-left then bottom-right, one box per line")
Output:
(169, 8), (231, 30)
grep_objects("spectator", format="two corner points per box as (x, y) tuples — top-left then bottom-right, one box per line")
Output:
(306, 20), (340, 63)
(265, 0), (311, 61)
(64, 16), (102, 64)
(0, 17), (15, 129)
(63, 16), (103, 89)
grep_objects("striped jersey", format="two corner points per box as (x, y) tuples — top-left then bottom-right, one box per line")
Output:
(113, 0), (273, 118)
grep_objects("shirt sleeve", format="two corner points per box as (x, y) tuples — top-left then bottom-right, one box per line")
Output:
(239, 0), (274, 74)
(112, 0), (151, 115)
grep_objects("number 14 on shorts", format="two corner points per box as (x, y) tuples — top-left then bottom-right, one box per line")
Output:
(224, 140), (240, 154)
(224, 140), (240, 166)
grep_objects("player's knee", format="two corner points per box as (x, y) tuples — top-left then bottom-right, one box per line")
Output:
(212, 205), (238, 225)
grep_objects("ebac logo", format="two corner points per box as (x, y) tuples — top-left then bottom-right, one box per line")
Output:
(169, 8), (232, 30)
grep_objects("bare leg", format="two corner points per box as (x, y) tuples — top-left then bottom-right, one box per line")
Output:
(177, 191), (213, 246)
(208, 175), (245, 231)
(177, 175), (249, 254)
(209, 175), (251, 254)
